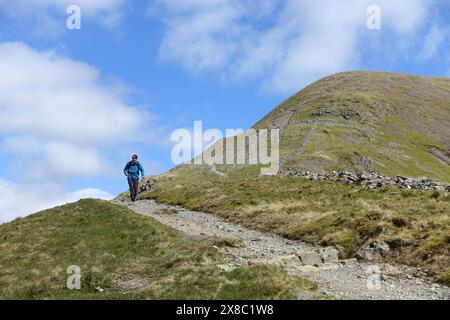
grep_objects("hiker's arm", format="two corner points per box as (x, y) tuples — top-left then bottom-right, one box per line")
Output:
(123, 163), (129, 176)
(139, 163), (145, 178)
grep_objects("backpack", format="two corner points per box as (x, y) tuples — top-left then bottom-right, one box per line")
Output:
(126, 161), (140, 175)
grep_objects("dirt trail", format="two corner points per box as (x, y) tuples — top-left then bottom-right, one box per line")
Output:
(113, 199), (449, 300)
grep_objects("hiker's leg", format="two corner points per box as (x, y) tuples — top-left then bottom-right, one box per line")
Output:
(128, 179), (136, 200)
(130, 179), (137, 201)
(134, 180), (139, 200)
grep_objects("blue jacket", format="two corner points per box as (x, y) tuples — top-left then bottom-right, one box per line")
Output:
(124, 161), (145, 181)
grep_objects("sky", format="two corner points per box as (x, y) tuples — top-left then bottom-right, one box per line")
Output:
(0, 0), (449, 223)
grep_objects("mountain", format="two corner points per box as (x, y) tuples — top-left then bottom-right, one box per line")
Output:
(137, 72), (450, 285)
(253, 71), (450, 181)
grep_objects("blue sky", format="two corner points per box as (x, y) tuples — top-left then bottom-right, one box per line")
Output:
(0, 0), (449, 222)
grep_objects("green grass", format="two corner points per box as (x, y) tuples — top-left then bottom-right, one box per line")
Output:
(352, 116), (450, 179)
(140, 166), (450, 284)
(438, 270), (450, 286)
(0, 199), (317, 299)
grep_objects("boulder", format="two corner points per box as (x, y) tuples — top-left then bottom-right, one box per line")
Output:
(355, 241), (390, 261)
(297, 251), (323, 266)
(372, 240), (390, 256)
(354, 247), (380, 261)
(318, 247), (339, 263)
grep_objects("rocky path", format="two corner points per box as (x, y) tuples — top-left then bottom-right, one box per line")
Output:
(113, 199), (449, 300)
(297, 121), (318, 154)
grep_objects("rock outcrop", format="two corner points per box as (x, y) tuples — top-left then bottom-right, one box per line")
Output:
(354, 240), (391, 262)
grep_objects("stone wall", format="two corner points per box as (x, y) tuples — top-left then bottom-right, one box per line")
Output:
(281, 169), (450, 192)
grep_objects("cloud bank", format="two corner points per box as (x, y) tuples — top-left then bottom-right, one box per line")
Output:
(153, 0), (438, 94)
(0, 42), (149, 178)
(0, 0), (127, 37)
(0, 42), (149, 222)
(0, 180), (113, 223)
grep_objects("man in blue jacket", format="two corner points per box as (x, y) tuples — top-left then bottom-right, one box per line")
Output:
(123, 154), (145, 202)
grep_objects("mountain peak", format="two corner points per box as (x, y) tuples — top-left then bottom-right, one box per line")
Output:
(252, 71), (450, 180)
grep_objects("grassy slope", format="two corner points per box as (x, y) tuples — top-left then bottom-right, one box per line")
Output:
(140, 166), (450, 285)
(234, 71), (450, 181)
(0, 199), (317, 299)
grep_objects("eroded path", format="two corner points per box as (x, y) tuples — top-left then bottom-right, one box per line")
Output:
(113, 199), (449, 300)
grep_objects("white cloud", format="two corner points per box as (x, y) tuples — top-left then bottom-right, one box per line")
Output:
(44, 142), (106, 177)
(0, 42), (152, 221)
(0, 0), (125, 13)
(0, 42), (147, 146)
(2, 137), (109, 179)
(157, 0), (244, 72)
(420, 25), (448, 60)
(0, 179), (113, 223)
(0, 43), (149, 158)
(65, 188), (114, 202)
(378, 0), (427, 33)
(153, 0), (433, 93)
(0, 42), (150, 179)
(0, 0), (127, 36)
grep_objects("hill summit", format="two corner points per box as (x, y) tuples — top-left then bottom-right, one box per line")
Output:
(251, 71), (450, 182)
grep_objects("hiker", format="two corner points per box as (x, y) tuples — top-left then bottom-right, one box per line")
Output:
(123, 154), (145, 202)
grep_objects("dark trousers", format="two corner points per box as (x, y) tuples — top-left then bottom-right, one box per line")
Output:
(128, 179), (139, 201)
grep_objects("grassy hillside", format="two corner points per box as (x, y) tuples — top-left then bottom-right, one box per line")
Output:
(215, 71), (450, 182)
(139, 166), (450, 285)
(0, 199), (317, 299)
(127, 71), (450, 285)
(132, 72), (450, 284)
